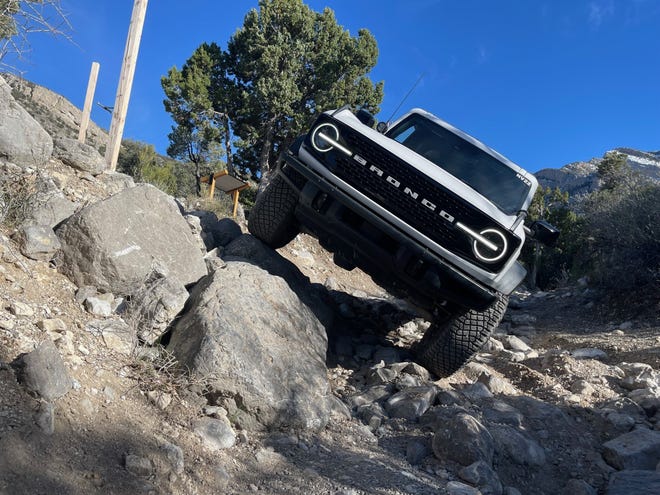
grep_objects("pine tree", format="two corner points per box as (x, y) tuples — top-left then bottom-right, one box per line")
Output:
(161, 43), (230, 195)
(225, 0), (383, 175)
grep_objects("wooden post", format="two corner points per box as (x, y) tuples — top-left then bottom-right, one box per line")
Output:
(105, 0), (148, 171)
(78, 61), (100, 144)
(232, 190), (240, 218)
(209, 178), (216, 199)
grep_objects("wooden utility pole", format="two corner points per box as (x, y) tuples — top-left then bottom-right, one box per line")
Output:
(78, 61), (100, 144)
(105, 0), (148, 171)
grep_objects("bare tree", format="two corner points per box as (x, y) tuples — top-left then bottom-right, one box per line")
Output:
(0, 0), (71, 68)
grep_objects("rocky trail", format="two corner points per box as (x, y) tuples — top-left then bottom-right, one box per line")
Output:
(1, 73), (660, 495)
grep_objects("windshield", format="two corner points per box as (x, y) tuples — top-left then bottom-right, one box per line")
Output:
(387, 114), (530, 214)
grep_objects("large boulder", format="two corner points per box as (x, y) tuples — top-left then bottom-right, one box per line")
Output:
(0, 75), (53, 167)
(223, 234), (333, 328)
(55, 184), (207, 294)
(52, 136), (106, 175)
(168, 260), (332, 431)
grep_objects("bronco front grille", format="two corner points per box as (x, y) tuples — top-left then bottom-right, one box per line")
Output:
(305, 115), (520, 273)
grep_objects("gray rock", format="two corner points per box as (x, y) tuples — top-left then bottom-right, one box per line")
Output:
(385, 386), (437, 421)
(482, 401), (524, 428)
(602, 428), (660, 470)
(15, 224), (61, 261)
(433, 413), (494, 466)
(619, 362), (658, 391)
(0, 75), (53, 167)
(459, 460), (503, 495)
(125, 274), (189, 345)
(222, 234), (333, 328)
(12, 340), (71, 400)
(605, 470), (660, 495)
(490, 425), (546, 466)
(446, 481), (482, 495)
(571, 348), (608, 360)
(564, 479), (597, 495)
(168, 261), (332, 430)
(56, 184), (207, 294)
(26, 185), (77, 229)
(406, 439), (430, 465)
(161, 442), (184, 474)
(84, 295), (113, 316)
(503, 488), (522, 495)
(9, 300), (34, 317)
(501, 335), (531, 353)
(627, 389), (660, 416)
(193, 417), (236, 450)
(86, 319), (136, 355)
(98, 171), (135, 195)
(478, 374), (519, 396)
(37, 318), (66, 333)
(348, 386), (392, 409)
(462, 382), (494, 401)
(53, 137), (105, 175)
(210, 218), (243, 247)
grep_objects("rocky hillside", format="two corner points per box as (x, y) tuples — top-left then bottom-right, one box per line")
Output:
(1, 74), (659, 495)
(535, 148), (660, 198)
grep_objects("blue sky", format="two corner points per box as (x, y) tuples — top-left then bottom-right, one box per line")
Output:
(3, 0), (659, 172)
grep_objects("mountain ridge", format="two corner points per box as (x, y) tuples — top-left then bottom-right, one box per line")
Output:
(535, 147), (660, 197)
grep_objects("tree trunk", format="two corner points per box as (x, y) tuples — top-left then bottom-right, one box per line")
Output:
(222, 114), (234, 176)
(259, 122), (275, 175)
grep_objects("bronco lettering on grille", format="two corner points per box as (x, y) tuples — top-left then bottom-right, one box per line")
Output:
(353, 154), (456, 225)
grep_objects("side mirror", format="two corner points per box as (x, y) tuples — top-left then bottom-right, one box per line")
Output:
(356, 108), (376, 128)
(376, 121), (389, 134)
(528, 220), (560, 247)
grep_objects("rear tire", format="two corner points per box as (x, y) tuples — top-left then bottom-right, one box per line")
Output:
(414, 293), (508, 377)
(248, 172), (300, 248)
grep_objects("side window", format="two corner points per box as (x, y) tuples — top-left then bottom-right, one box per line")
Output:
(393, 125), (415, 144)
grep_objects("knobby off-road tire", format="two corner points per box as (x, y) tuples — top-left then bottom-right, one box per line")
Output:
(414, 293), (509, 377)
(248, 173), (300, 249)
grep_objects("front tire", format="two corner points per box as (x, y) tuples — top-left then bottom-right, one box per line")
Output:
(414, 293), (508, 377)
(248, 172), (300, 248)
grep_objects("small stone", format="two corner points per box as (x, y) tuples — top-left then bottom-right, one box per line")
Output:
(84, 296), (112, 317)
(459, 460), (502, 495)
(161, 442), (184, 474)
(461, 382), (494, 401)
(433, 413), (494, 466)
(9, 301), (34, 317)
(446, 481), (482, 495)
(602, 428), (660, 470)
(606, 470), (660, 495)
(194, 417), (236, 450)
(571, 380), (596, 396)
(147, 390), (172, 410)
(12, 340), (71, 400)
(385, 386), (437, 421)
(501, 335), (531, 352)
(37, 318), (67, 333)
(406, 439), (430, 465)
(571, 348), (608, 360)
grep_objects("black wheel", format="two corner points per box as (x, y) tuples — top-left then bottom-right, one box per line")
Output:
(414, 293), (508, 377)
(248, 172), (300, 248)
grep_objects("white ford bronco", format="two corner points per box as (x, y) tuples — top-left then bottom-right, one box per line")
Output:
(248, 107), (558, 376)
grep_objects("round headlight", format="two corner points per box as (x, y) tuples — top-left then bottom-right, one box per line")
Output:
(311, 123), (339, 153)
(473, 228), (508, 263)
